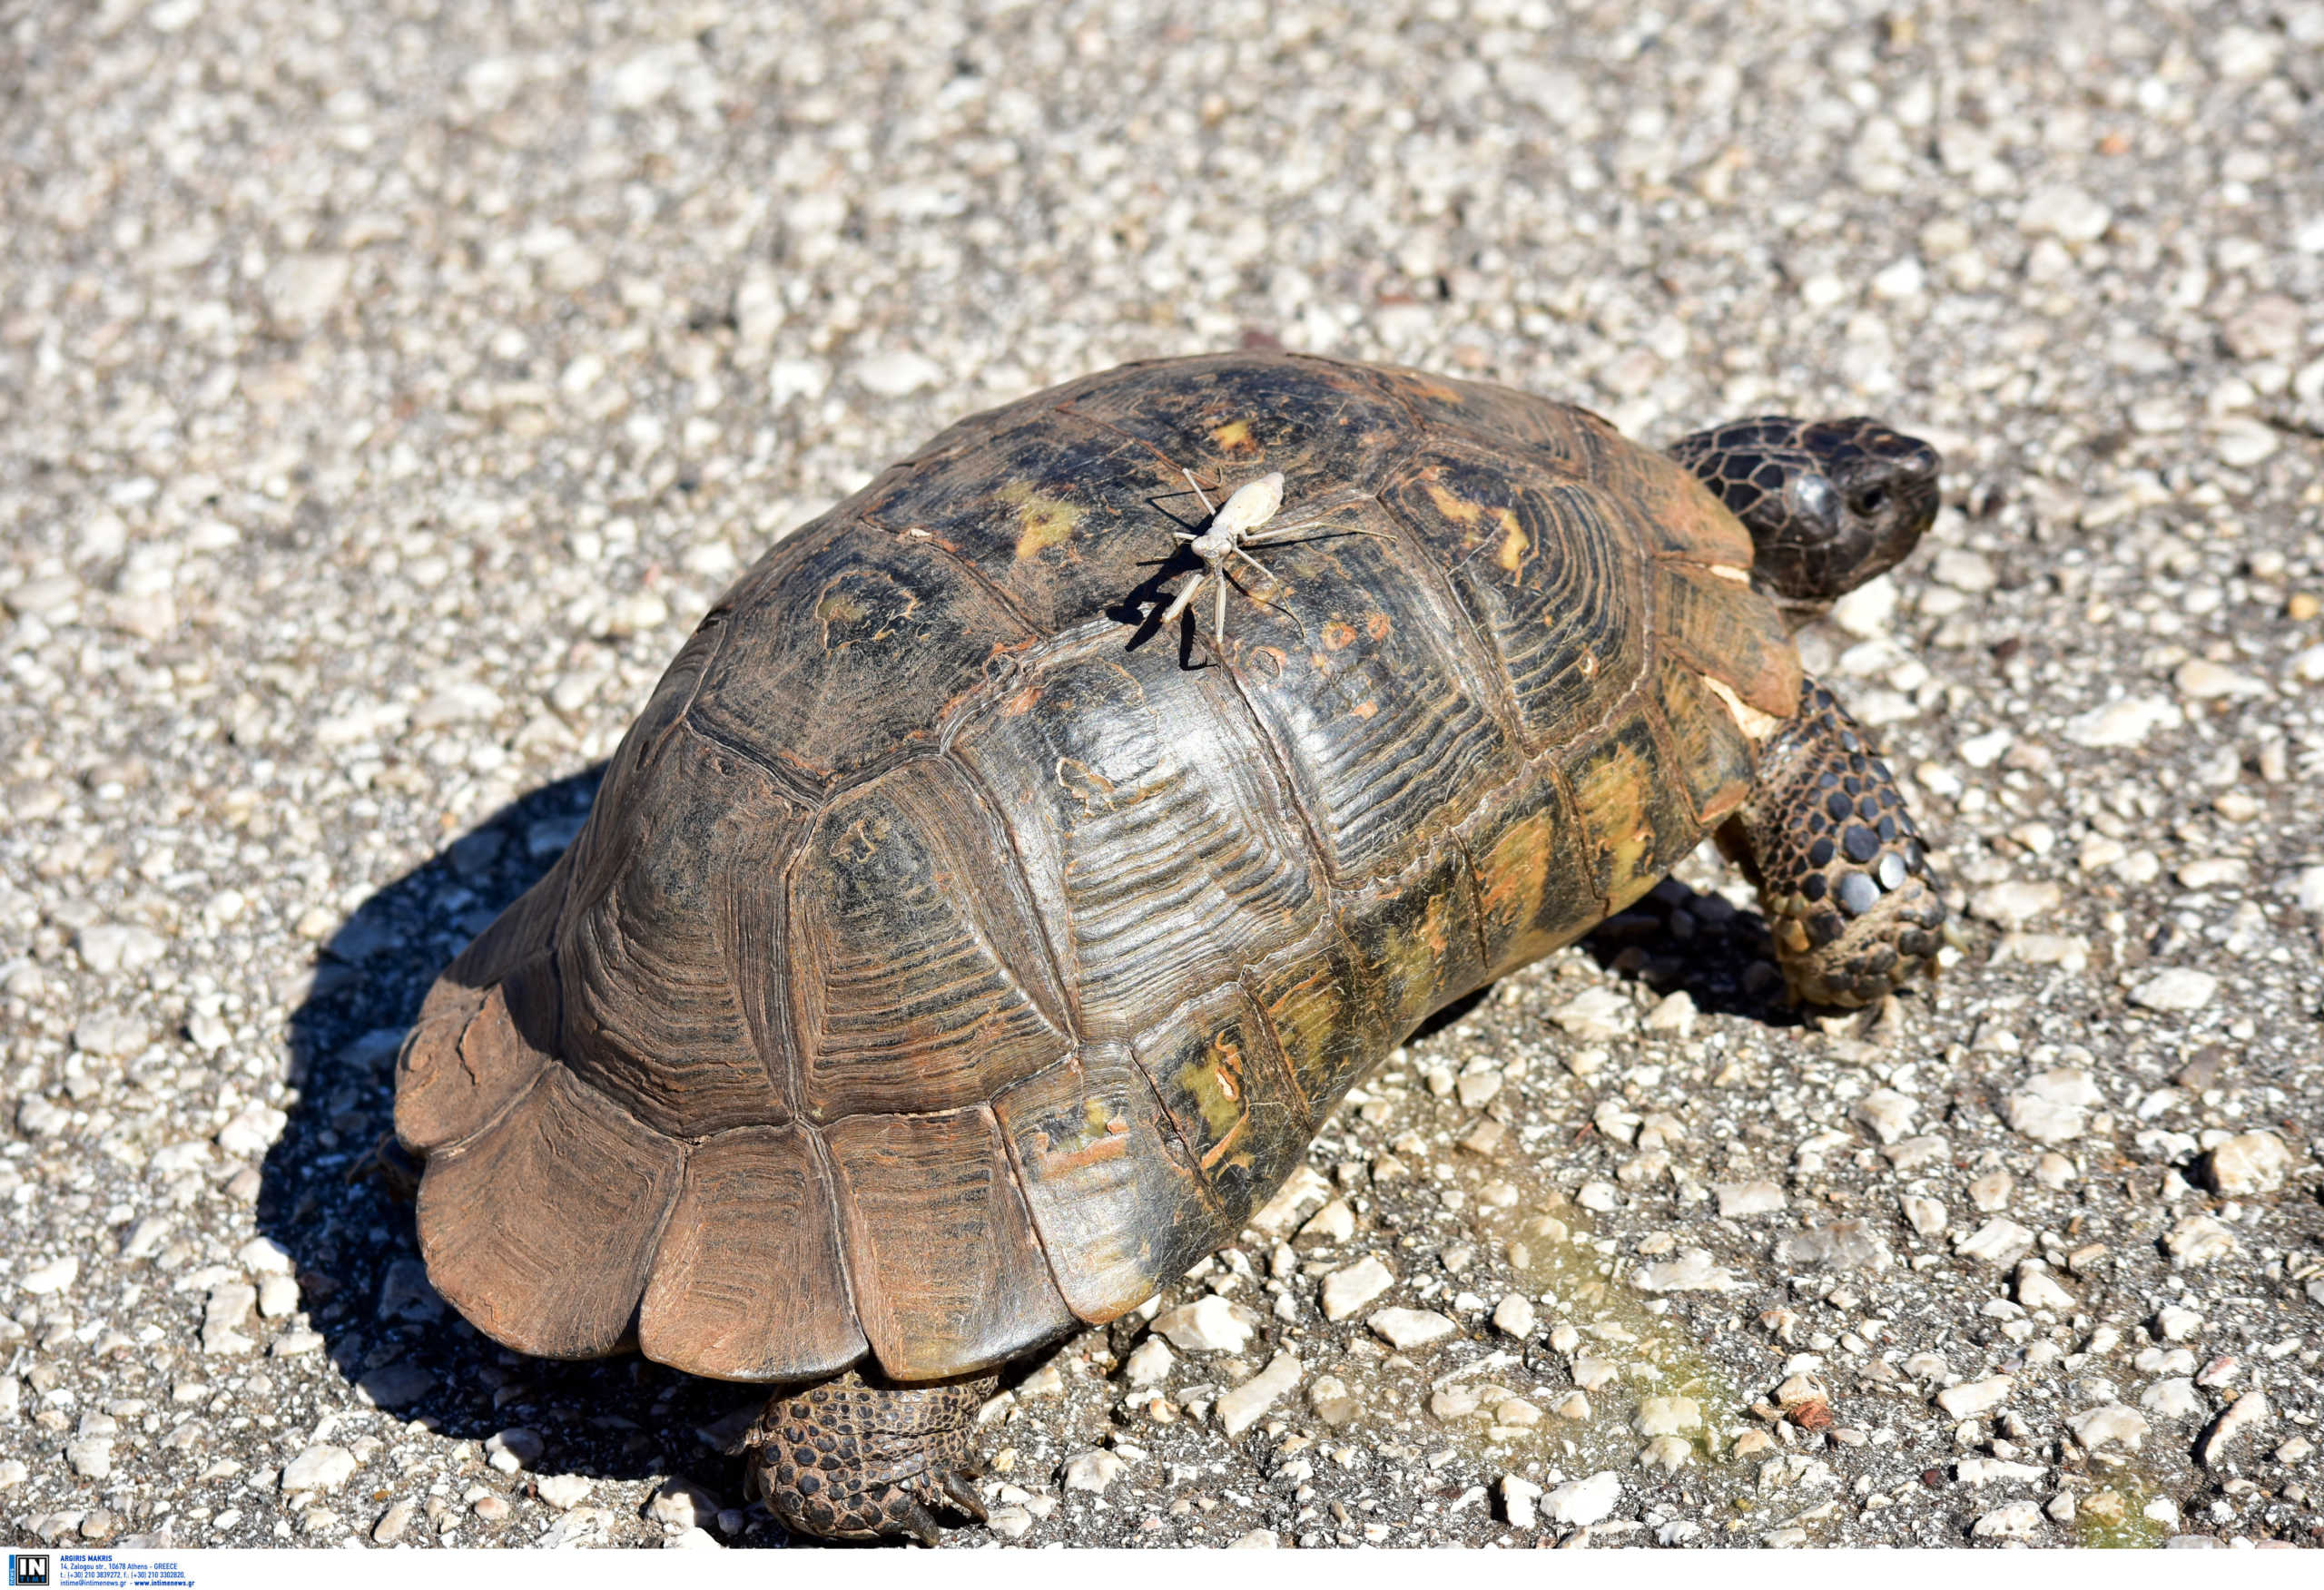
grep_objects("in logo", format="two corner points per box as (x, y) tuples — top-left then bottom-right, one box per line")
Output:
(8, 1556), (51, 1588)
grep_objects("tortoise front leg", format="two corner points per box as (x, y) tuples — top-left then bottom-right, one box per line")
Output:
(1722, 678), (1946, 1008)
(745, 1369), (996, 1546)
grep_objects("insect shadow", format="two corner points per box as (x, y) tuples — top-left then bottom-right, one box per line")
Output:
(262, 766), (784, 1538)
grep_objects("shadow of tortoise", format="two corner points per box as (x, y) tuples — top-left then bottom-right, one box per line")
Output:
(261, 765), (783, 1542)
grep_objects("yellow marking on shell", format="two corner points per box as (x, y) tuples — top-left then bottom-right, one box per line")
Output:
(1210, 418), (1258, 455)
(1002, 482), (1080, 561)
(1421, 477), (1528, 572)
(1702, 674), (1784, 741)
(814, 589), (869, 643)
(1179, 1034), (1250, 1167)
(1705, 564), (1752, 584)
(1478, 808), (1552, 947)
(833, 811), (890, 865)
(1056, 755), (1151, 816)
(1321, 620), (1359, 651)
(1364, 611), (1393, 642)
(1029, 1117), (1131, 1176)
(1493, 511), (1528, 574)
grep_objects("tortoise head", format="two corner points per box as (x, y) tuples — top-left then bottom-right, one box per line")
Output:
(1669, 417), (1941, 622)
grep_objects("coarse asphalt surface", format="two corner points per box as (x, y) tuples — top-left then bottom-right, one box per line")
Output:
(3, 0), (2322, 1553)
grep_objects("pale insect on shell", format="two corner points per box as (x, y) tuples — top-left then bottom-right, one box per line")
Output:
(1216, 471), (1285, 535)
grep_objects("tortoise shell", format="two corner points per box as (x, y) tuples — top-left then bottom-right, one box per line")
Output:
(395, 352), (1801, 1385)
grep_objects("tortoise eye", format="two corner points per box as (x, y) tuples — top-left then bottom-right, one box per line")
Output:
(1850, 487), (1886, 516)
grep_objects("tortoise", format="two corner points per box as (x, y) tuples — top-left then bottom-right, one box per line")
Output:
(393, 352), (1945, 1543)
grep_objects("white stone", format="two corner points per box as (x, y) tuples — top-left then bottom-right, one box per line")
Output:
(1320, 1256), (1395, 1322)
(2213, 419), (2280, 468)
(281, 1444), (357, 1494)
(1250, 1164), (1330, 1235)
(2003, 1094), (2088, 1146)
(536, 1475), (592, 1511)
(1871, 257), (1925, 299)
(1298, 1199), (1355, 1243)
(1152, 1295), (1257, 1354)
(2202, 1133), (2291, 1195)
(216, 1103), (288, 1158)
(2164, 1214), (2237, 1266)
(1227, 1528), (1278, 1548)
(485, 1428), (544, 1473)
(665, 1527), (721, 1550)
(2064, 696), (2181, 749)
(73, 1011), (150, 1057)
(1630, 1248), (1737, 1292)
(1971, 880), (2058, 928)
(1215, 1352), (1301, 1437)
(20, 1257), (79, 1296)
(1123, 1338), (1174, 1387)
(1936, 1376), (2014, 1417)
(1901, 1195), (1947, 1237)
(1716, 1181), (1786, 1218)
(1543, 1471), (1621, 1526)
(1642, 989), (1698, 1035)
(1969, 1171), (2013, 1212)
(1632, 1396), (1701, 1437)
(1972, 1501), (2043, 1539)
(2129, 969), (2217, 1013)
(1571, 1357), (1619, 1392)
(649, 1480), (716, 1530)
(855, 351), (945, 397)
(236, 1237), (294, 1276)
(1957, 1458), (2045, 1486)
(1492, 1293), (1535, 1339)
(1955, 1220), (2035, 1265)
(1368, 1308), (1455, 1350)
(1830, 575), (1897, 638)
(1060, 1449), (1124, 1493)
(2199, 1390), (2269, 1469)
(2021, 185), (2112, 243)
(1549, 986), (1631, 1040)
(2173, 658), (2269, 700)
(1501, 1475), (1542, 1528)
(257, 1275), (300, 1320)
(75, 924), (168, 975)
(1850, 1089), (1917, 1145)
(2156, 1306), (2204, 1342)
(2140, 1379), (2202, 1419)
(263, 253), (352, 332)
(2016, 1264), (2074, 1312)
(2068, 1404), (2148, 1453)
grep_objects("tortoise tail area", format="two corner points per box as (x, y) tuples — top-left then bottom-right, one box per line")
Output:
(392, 859), (659, 1359)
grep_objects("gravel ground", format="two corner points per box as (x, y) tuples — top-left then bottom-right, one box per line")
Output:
(5, 0), (2324, 1554)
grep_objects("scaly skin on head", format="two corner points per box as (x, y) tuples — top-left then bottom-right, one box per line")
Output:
(1669, 415), (1941, 626)
(744, 1369), (996, 1546)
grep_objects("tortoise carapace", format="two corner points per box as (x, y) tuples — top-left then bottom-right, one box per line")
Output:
(394, 353), (1945, 1542)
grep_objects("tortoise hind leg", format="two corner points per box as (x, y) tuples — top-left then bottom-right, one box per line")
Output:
(745, 1369), (996, 1545)
(1721, 678), (1945, 1008)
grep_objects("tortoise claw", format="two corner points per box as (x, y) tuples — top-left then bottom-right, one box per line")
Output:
(936, 1468), (987, 1524)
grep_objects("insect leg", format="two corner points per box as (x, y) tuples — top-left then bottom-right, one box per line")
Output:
(1212, 568), (1229, 645)
(1158, 569), (1205, 624)
(1242, 522), (1398, 547)
(1180, 467), (1218, 518)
